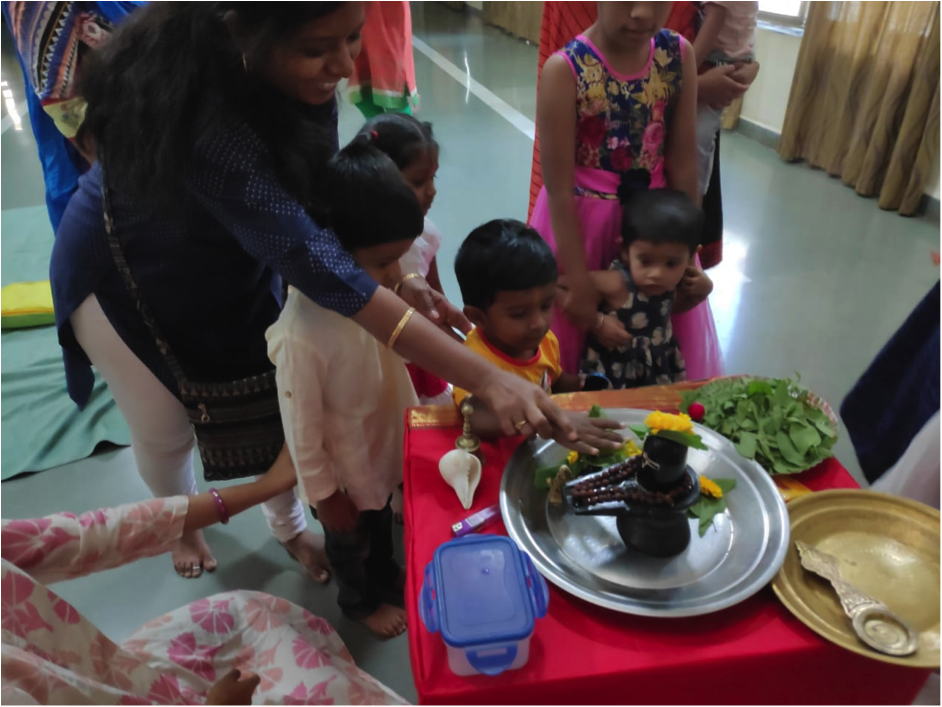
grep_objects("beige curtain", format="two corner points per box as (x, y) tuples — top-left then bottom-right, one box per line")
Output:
(778, 2), (940, 215)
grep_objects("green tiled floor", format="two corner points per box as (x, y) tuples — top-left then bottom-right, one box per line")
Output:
(1, 4), (939, 703)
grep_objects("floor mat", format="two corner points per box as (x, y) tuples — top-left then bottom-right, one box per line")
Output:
(1, 206), (130, 480)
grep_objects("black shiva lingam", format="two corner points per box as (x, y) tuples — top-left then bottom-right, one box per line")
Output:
(562, 417), (703, 557)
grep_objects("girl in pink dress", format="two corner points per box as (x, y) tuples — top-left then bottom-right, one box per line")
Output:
(531, 2), (723, 381)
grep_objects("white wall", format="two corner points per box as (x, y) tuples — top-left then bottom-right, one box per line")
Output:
(740, 28), (802, 133)
(741, 27), (940, 200)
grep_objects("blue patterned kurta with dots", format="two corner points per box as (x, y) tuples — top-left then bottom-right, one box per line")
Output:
(51, 114), (377, 407)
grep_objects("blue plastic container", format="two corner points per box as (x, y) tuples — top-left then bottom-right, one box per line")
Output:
(419, 535), (549, 676)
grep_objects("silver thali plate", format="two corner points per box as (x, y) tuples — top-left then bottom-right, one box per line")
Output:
(500, 408), (790, 617)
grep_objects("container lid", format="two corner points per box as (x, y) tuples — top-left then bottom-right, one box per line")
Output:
(432, 535), (535, 648)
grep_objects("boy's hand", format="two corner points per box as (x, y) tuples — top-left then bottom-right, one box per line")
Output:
(596, 314), (632, 350)
(552, 371), (585, 394)
(316, 491), (359, 534)
(553, 412), (624, 455)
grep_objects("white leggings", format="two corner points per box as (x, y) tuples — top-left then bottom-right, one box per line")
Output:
(71, 295), (307, 542)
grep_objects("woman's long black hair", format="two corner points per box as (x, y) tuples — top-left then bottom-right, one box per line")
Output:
(79, 2), (346, 209)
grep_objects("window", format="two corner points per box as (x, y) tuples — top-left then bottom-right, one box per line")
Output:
(758, 0), (809, 30)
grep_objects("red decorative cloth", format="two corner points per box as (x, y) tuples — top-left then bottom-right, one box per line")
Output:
(406, 363), (449, 400)
(403, 389), (930, 705)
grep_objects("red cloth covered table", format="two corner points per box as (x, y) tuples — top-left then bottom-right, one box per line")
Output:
(403, 387), (931, 704)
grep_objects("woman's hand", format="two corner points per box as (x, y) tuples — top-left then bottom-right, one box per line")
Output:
(399, 275), (472, 335)
(596, 314), (632, 350)
(698, 64), (748, 109)
(476, 368), (578, 442)
(554, 412), (625, 455)
(206, 670), (259, 706)
(315, 490), (359, 534)
(561, 276), (603, 330)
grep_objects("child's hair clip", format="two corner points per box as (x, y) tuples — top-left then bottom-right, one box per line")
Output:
(370, 130), (379, 141)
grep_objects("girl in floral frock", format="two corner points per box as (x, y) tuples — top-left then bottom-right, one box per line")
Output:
(531, 1), (723, 381)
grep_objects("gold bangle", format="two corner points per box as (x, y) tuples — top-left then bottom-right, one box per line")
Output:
(393, 272), (424, 296)
(594, 312), (605, 333)
(387, 307), (416, 349)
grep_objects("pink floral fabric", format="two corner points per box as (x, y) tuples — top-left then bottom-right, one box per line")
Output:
(1, 499), (407, 705)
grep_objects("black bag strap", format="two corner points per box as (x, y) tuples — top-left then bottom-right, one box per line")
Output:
(100, 165), (196, 397)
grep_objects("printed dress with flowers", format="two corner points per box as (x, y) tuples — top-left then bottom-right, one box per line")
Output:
(529, 30), (724, 383)
(583, 261), (686, 389)
(1, 498), (406, 705)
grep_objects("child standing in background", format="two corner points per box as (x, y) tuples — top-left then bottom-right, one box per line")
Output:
(361, 113), (458, 406)
(267, 136), (423, 639)
(348, 1), (418, 118)
(362, 113), (460, 523)
(692, 1), (759, 195)
(531, 1), (722, 382)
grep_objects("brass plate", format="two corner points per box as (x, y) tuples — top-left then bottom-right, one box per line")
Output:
(772, 490), (940, 667)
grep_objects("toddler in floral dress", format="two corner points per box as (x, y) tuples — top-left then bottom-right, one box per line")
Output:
(576, 189), (705, 388)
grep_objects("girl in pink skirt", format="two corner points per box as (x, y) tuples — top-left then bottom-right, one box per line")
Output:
(530, 1), (723, 381)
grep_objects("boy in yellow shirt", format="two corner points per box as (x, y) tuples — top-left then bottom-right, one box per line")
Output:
(454, 219), (622, 449)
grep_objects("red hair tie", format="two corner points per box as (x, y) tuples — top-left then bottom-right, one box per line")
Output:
(370, 130), (378, 141)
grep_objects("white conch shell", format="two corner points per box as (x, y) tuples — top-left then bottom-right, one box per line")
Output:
(438, 449), (482, 510)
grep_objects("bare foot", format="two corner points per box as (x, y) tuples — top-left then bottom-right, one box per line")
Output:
(360, 604), (407, 638)
(281, 530), (331, 584)
(173, 529), (217, 579)
(391, 487), (404, 525)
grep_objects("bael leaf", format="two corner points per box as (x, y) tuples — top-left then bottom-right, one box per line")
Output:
(734, 432), (757, 459)
(588, 404), (605, 419)
(582, 455), (617, 468)
(776, 430), (804, 466)
(811, 415), (838, 439)
(789, 423), (821, 457)
(629, 424), (649, 440)
(687, 376), (837, 475)
(714, 478), (737, 494)
(534, 464), (560, 490)
(656, 429), (709, 450)
(747, 380), (773, 396)
(689, 495), (728, 536)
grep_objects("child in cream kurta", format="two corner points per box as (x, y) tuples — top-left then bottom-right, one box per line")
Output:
(267, 287), (417, 515)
